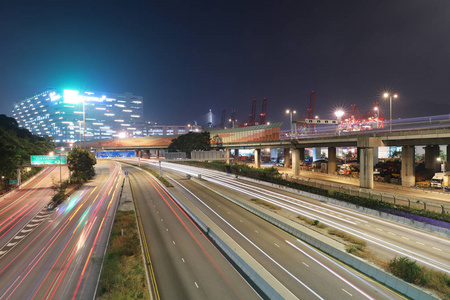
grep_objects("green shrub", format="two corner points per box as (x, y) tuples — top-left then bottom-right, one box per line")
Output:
(389, 257), (423, 284)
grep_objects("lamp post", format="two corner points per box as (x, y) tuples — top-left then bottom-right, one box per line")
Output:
(383, 93), (398, 132)
(50, 151), (62, 189)
(286, 109), (296, 138)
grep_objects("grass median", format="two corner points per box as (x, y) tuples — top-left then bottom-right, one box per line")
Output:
(97, 210), (149, 299)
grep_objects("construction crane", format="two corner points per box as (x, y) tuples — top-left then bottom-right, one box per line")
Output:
(239, 99), (258, 127)
(229, 110), (236, 128)
(220, 108), (227, 129)
(259, 98), (267, 124)
(361, 102), (384, 129)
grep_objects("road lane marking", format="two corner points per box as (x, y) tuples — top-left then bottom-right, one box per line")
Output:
(182, 258), (185, 262)
(173, 241), (176, 245)
(416, 242), (425, 246)
(166, 228), (168, 231)
(375, 228), (383, 231)
(388, 232), (396, 236)
(194, 282), (199, 288)
(255, 230), (259, 233)
(274, 243), (280, 248)
(401, 236), (409, 240)
(302, 262), (309, 267)
(239, 220), (243, 222)
(342, 289), (353, 297)
(433, 247), (442, 251)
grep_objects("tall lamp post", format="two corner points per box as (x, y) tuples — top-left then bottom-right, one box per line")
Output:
(286, 109), (296, 138)
(383, 93), (398, 132)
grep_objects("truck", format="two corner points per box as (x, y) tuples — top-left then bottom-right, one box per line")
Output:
(431, 172), (450, 190)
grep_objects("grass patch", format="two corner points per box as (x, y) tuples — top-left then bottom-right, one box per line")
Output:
(328, 228), (367, 247)
(97, 210), (149, 299)
(250, 198), (280, 210)
(389, 257), (450, 299)
(296, 215), (327, 229)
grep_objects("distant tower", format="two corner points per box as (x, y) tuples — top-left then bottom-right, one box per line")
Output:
(207, 109), (213, 128)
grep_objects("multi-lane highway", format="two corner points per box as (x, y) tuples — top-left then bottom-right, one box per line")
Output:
(0, 160), (121, 299)
(144, 159), (449, 274)
(122, 159), (407, 299)
(124, 163), (259, 300)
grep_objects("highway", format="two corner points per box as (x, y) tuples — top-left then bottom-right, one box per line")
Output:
(123, 163), (259, 300)
(0, 160), (121, 299)
(150, 160), (449, 275)
(122, 159), (405, 299)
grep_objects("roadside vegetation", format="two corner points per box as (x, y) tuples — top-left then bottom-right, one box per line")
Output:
(97, 210), (149, 299)
(250, 198), (280, 210)
(67, 147), (97, 183)
(296, 215), (326, 229)
(0, 114), (54, 194)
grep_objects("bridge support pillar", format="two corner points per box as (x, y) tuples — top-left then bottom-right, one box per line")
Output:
(292, 149), (300, 176)
(226, 149), (232, 165)
(254, 149), (261, 168)
(299, 148), (305, 163)
(401, 145), (416, 187)
(373, 147), (379, 166)
(313, 147), (321, 161)
(284, 148), (291, 168)
(425, 145), (440, 171)
(360, 147), (374, 189)
(328, 147), (336, 175)
(234, 149), (239, 161)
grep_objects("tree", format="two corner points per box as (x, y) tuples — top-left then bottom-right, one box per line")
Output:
(67, 147), (97, 182)
(168, 132), (211, 158)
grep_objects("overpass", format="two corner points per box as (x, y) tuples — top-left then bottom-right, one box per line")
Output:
(84, 118), (450, 190)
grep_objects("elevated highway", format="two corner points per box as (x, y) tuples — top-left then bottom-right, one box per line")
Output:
(84, 115), (450, 190)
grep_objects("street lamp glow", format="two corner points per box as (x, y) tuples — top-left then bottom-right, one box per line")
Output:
(335, 110), (345, 118)
(383, 92), (399, 132)
(286, 109), (290, 114)
(49, 151), (54, 156)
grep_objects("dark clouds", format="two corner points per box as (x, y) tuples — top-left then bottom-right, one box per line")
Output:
(1, 1), (449, 128)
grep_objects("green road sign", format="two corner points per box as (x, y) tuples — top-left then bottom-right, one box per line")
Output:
(31, 155), (67, 165)
(9, 180), (18, 184)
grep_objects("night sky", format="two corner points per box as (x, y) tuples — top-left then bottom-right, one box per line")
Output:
(1, 1), (449, 129)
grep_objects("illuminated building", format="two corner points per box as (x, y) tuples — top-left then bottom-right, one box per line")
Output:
(12, 89), (144, 143)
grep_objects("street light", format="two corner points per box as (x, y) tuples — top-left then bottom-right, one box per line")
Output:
(383, 93), (398, 132)
(286, 109), (297, 138)
(335, 109), (345, 135)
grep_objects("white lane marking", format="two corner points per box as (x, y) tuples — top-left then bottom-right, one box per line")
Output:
(433, 247), (442, 252)
(157, 211), (159, 214)
(342, 289), (353, 297)
(274, 243), (280, 248)
(375, 228), (383, 231)
(166, 228), (168, 231)
(194, 282), (199, 288)
(302, 262), (309, 267)
(173, 241), (176, 245)
(7, 242), (17, 247)
(416, 242), (425, 246)
(388, 232), (396, 236)
(182, 258), (185, 262)
(287, 240), (374, 300)
(21, 229), (33, 233)
(239, 220), (243, 222)
(401, 236), (409, 240)
(255, 230), (259, 233)
(228, 211), (231, 214)
(14, 235), (25, 239)
(161, 219), (163, 222)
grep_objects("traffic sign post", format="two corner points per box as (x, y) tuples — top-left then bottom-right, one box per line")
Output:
(31, 155), (67, 165)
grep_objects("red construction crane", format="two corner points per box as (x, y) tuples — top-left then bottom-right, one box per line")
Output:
(239, 99), (258, 127)
(306, 91), (316, 120)
(259, 98), (267, 124)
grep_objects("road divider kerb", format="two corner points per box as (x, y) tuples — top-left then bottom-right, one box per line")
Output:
(130, 178), (160, 300)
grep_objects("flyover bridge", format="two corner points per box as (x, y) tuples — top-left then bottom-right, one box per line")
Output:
(84, 116), (450, 189)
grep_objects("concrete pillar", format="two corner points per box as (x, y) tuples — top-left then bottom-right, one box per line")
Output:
(424, 145), (440, 171)
(328, 147), (336, 175)
(373, 147), (379, 166)
(254, 149), (261, 168)
(292, 149), (300, 176)
(357, 147), (361, 165)
(360, 147), (374, 189)
(226, 149), (232, 165)
(313, 147), (321, 161)
(401, 146), (415, 187)
(299, 148), (305, 163)
(284, 148), (291, 168)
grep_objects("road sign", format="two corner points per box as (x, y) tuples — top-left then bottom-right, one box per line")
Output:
(31, 155), (67, 165)
(304, 119), (339, 124)
(9, 180), (18, 184)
